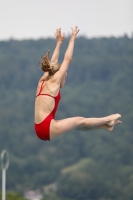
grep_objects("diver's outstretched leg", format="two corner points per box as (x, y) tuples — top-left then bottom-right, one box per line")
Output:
(50, 114), (121, 140)
(80, 120), (122, 132)
(78, 113), (121, 129)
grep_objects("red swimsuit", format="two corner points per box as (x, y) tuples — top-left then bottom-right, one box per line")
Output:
(34, 81), (61, 141)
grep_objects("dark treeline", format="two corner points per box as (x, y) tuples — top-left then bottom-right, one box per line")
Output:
(0, 35), (133, 200)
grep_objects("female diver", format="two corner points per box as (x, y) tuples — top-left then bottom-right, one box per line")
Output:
(34, 26), (122, 141)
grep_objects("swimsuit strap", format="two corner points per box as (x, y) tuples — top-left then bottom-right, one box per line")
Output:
(36, 81), (45, 97)
(36, 81), (58, 98)
(38, 93), (57, 99)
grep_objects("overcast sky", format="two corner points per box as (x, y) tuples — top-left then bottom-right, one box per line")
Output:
(0, 0), (133, 40)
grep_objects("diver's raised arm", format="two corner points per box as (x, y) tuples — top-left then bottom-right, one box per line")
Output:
(50, 28), (65, 64)
(57, 26), (79, 78)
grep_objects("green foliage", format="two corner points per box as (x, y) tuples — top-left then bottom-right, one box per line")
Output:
(57, 158), (133, 200)
(0, 192), (26, 200)
(0, 36), (133, 199)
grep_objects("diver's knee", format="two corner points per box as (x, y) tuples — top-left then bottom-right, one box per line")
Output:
(76, 116), (85, 126)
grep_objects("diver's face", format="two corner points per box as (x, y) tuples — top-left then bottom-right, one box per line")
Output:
(60, 72), (67, 88)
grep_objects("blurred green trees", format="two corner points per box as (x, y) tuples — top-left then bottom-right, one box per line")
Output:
(0, 36), (133, 199)
(0, 192), (26, 200)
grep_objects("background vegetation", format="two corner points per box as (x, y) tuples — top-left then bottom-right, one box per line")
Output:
(0, 35), (133, 200)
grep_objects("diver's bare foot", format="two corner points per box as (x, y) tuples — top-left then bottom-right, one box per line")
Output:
(106, 125), (114, 131)
(106, 119), (122, 131)
(115, 120), (122, 125)
(107, 114), (121, 126)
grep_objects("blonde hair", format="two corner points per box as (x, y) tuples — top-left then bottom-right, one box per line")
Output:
(40, 50), (61, 76)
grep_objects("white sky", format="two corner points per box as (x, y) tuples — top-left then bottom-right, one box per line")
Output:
(0, 0), (133, 40)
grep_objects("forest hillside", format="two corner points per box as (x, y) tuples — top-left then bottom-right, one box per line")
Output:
(0, 36), (133, 200)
